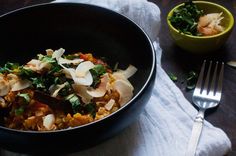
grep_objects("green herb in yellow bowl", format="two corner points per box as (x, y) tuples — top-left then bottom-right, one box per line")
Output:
(167, 1), (234, 53)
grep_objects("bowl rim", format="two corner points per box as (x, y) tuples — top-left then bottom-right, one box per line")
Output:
(0, 2), (156, 134)
(167, 1), (235, 39)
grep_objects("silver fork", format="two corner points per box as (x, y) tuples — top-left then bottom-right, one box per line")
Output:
(185, 60), (224, 156)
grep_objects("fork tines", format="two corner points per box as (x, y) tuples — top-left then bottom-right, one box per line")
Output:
(195, 60), (224, 97)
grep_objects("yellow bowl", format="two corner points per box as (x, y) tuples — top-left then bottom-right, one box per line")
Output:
(167, 1), (234, 54)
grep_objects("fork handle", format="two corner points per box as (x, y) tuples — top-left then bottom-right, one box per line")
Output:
(185, 111), (205, 156)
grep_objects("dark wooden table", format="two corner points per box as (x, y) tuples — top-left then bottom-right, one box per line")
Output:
(152, 1), (236, 155)
(1, 0), (236, 155)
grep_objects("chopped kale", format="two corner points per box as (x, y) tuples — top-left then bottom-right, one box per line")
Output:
(64, 54), (80, 60)
(31, 77), (46, 90)
(168, 72), (178, 82)
(0, 62), (20, 74)
(58, 82), (72, 97)
(84, 103), (96, 118)
(18, 67), (35, 79)
(90, 64), (106, 88)
(17, 93), (30, 103)
(92, 64), (106, 75)
(186, 71), (198, 90)
(38, 54), (56, 64)
(169, 0), (203, 36)
(66, 94), (81, 113)
(48, 64), (62, 74)
(14, 107), (24, 116)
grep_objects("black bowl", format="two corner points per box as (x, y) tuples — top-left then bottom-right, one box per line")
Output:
(0, 3), (156, 154)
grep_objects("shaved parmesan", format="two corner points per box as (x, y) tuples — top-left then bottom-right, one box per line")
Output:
(58, 57), (83, 65)
(72, 84), (92, 104)
(46, 49), (54, 55)
(49, 82), (68, 97)
(112, 79), (133, 106)
(75, 61), (95, 77)
(43, 114), (55, 130)
(121, 65), (137, 78)
(197, 12), (224, 36)
(7, 73), (18, 86)
(0, 79), (10, 96)
(73, 70), (93, 86)
(5, 73), (31, 91)
(26, 59), (51, 72)
(61, 61), (94, 86)
(87, 73), (109, 97)
(105, 99), (115, 111)
(11, 79), (32, 92)
(112, 73), (134, 90)
(114, 65), (137, 79)
(52, 48), (65, 61)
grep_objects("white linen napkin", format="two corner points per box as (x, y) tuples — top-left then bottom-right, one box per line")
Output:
(1, 0), (231, 156)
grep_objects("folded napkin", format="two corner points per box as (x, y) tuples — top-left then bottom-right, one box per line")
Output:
(1, 0), (231, 156)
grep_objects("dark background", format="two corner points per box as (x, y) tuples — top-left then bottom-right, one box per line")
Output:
(1, 0), (236, 155)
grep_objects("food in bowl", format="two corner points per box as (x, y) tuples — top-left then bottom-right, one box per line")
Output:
(0, 48), (137, 131)
(167, 1), (234, 53)
(197, 12), (224, 36)
(0, 3), (156, 153)
(169, 0), (225, 36)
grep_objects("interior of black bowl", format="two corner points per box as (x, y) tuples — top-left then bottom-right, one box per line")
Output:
(0, 3), (155, 153)
(0, 2), (154, 98)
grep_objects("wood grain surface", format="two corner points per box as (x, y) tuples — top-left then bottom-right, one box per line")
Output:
(0, 0), (236, 155)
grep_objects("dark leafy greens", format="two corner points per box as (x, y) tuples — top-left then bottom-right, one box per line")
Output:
(66, 94), (81, 113)
(14, 107), (25, 116)
(65, 94), (96, 118)
(84, 103), (96, 118)
(186, 71), (198, 90)
(168, 70), (198, 91)
(0, 62), (20, 74)
(169, 0), (203, 36)
(90, 64), (106, 88)
(14, 93), (31, 116)
(168, 72), (178, 82)
(17, 93), (30, 104)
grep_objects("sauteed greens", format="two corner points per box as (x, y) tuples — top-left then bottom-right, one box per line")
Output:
(169, 0), (203, 36)
(169, 0), (224, 36)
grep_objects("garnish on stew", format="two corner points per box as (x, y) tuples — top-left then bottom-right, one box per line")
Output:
(0, 48), (137, 131)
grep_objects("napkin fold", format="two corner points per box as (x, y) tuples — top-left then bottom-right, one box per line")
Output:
(1, 0), (231, 156)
